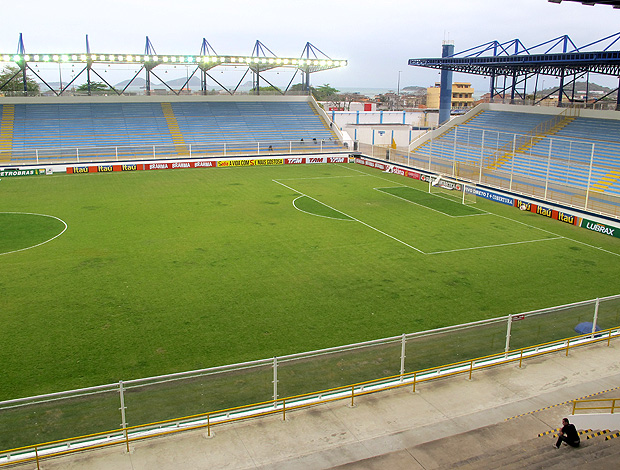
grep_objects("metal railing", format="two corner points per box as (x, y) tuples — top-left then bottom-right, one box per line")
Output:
(1, 294), (618, 468)
(1, 326), (618, 469)
(572, 398), (619, 415)
(364, 140), (620, 219)
(0, 138), (348, 166)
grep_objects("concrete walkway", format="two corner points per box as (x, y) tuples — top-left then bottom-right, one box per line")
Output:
(26, 341), (620, 469)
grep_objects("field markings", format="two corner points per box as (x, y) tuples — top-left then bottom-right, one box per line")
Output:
(374, 186), (490, 218)
(0, 212), (68, 256)
(273, 179), (426, 254)
(276, 168), (620, 257)
(292, 196), (353, 221)
(426, 237), (564, 255)
(492, 213), (620, 258)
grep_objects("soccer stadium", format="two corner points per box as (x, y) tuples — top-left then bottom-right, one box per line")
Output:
(1, 1), (620, 468)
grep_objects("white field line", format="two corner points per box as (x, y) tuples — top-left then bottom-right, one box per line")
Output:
(426, 237), (564, 255)
(292, 195), (353, 221)
(273, 179), (426, 254)
(0, 212), (68, 256)
(375, 187), (490, 218)
(277, 166), (619, 257)
(493, 213), (620, 258)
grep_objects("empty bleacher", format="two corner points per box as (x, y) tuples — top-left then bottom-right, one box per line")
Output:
(412, 107), (620, 197)
(0, 98), (339, 163)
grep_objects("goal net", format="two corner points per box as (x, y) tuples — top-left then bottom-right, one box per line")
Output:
(428, 175), (477, 205)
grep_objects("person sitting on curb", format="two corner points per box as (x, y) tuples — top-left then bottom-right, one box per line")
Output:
(555, 418), (580, 449)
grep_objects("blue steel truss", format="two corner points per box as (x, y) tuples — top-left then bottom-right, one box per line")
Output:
(408, 33), (620, 107)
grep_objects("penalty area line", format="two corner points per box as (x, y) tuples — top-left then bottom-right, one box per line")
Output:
(273, 179), (426, 254)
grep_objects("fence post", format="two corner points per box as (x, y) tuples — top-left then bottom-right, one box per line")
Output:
(584, 143), (595, 210)
(273, 356), (278, 407)
(509, 134), (516, 191)
(153, 145), (156, 159)
(119, 380), (129, 452)
(189, 144), (192, 158)
(505, 314), (513, 355)
(478, 130), (484, 183)
(400, 334), (406, 382)
(544, 138), (552, 200)
(36, 149), (39, 164)
(115, 147), (118, 161)
(592, 298), (600, 338)
(76, 148), (79, 163)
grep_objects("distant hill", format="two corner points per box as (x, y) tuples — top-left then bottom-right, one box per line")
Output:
(401, 85), (426, 94)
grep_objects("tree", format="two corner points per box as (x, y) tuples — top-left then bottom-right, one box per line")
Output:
(76, 82), (111, 94)
(0, 66), (40, 95)
(312, 84), (339, 101)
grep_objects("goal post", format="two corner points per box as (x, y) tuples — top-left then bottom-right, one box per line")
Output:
(428, 175), (477, 205)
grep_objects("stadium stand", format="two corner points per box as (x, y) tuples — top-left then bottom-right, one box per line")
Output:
(0, 97), (339, 161)
(412, 106), (620, 196)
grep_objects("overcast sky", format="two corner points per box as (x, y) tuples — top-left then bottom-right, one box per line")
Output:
(2, 0), (620, 94)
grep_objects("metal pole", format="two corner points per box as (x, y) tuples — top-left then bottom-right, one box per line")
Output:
(592, 298), (600, 338)
(119, 380), (129, 453)
(544, 138), (552, 200)
(400, 334), (406, 381)
(584, 143), (595, 210)
(478, 130), (484, 183)
(509, 134), (516, 191)
(273, 356), (278, 406)
(452, 126), (458, 177)
(505, 315), (513, 355)
(76, 148), (79, 163)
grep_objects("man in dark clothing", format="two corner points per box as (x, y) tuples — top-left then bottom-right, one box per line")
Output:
(555, 418), (580, 449)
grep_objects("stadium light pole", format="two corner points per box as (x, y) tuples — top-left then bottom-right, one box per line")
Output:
(397, 70), (402, 110)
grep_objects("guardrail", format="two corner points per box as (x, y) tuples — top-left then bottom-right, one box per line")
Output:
(0, 139), (348, 166)
(572, 398), (619, 415)
(2, 326), (618, 469)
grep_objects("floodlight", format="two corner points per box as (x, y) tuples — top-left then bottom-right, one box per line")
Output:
(80, 55), (87, 61)
(13, 55), (21, 62)
(62, 55), (69, 61)
(171, 56), (177, 62)
(163, 56), (169, 62)
(283, 59), (289, 65)
(33, 55), (39, 61)
(43, 55), (50, 62)
(71, 55), (78, 61)
(53, 55), (59, 61)
(126, 55), (133, 61)
(24, 55), (30, 61)
(153, 55), (159, 61)
(261, 58), (267, 64)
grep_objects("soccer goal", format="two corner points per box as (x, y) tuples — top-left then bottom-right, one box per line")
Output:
(428, 175), (477, 205)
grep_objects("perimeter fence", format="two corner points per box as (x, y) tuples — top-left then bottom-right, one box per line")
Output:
(1, 294), (619, 466)
(0, 138), (348, 167)
(359, 131), (620, 219)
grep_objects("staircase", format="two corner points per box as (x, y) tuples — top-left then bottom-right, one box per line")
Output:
(161, 103), (188, 156)
(590, 170), (620, 193)
(0, 104), (14, 162)
(485, 108), (579, 171)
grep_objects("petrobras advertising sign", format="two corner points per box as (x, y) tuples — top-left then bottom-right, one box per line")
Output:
(0, 168), (45, 177)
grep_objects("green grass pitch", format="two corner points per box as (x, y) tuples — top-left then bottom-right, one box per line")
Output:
(1, 162), (619, 400)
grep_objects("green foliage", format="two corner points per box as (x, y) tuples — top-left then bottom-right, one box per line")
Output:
(0, 65), (40, 95)
(76, 81), (111, 93)
(312, 83), (339, 101)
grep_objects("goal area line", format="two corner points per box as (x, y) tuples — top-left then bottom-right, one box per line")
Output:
(273, 178), (570, 256)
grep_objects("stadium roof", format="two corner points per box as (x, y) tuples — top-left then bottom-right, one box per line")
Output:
(548, 0), (620, 7)
(409, 33), (620, 105)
